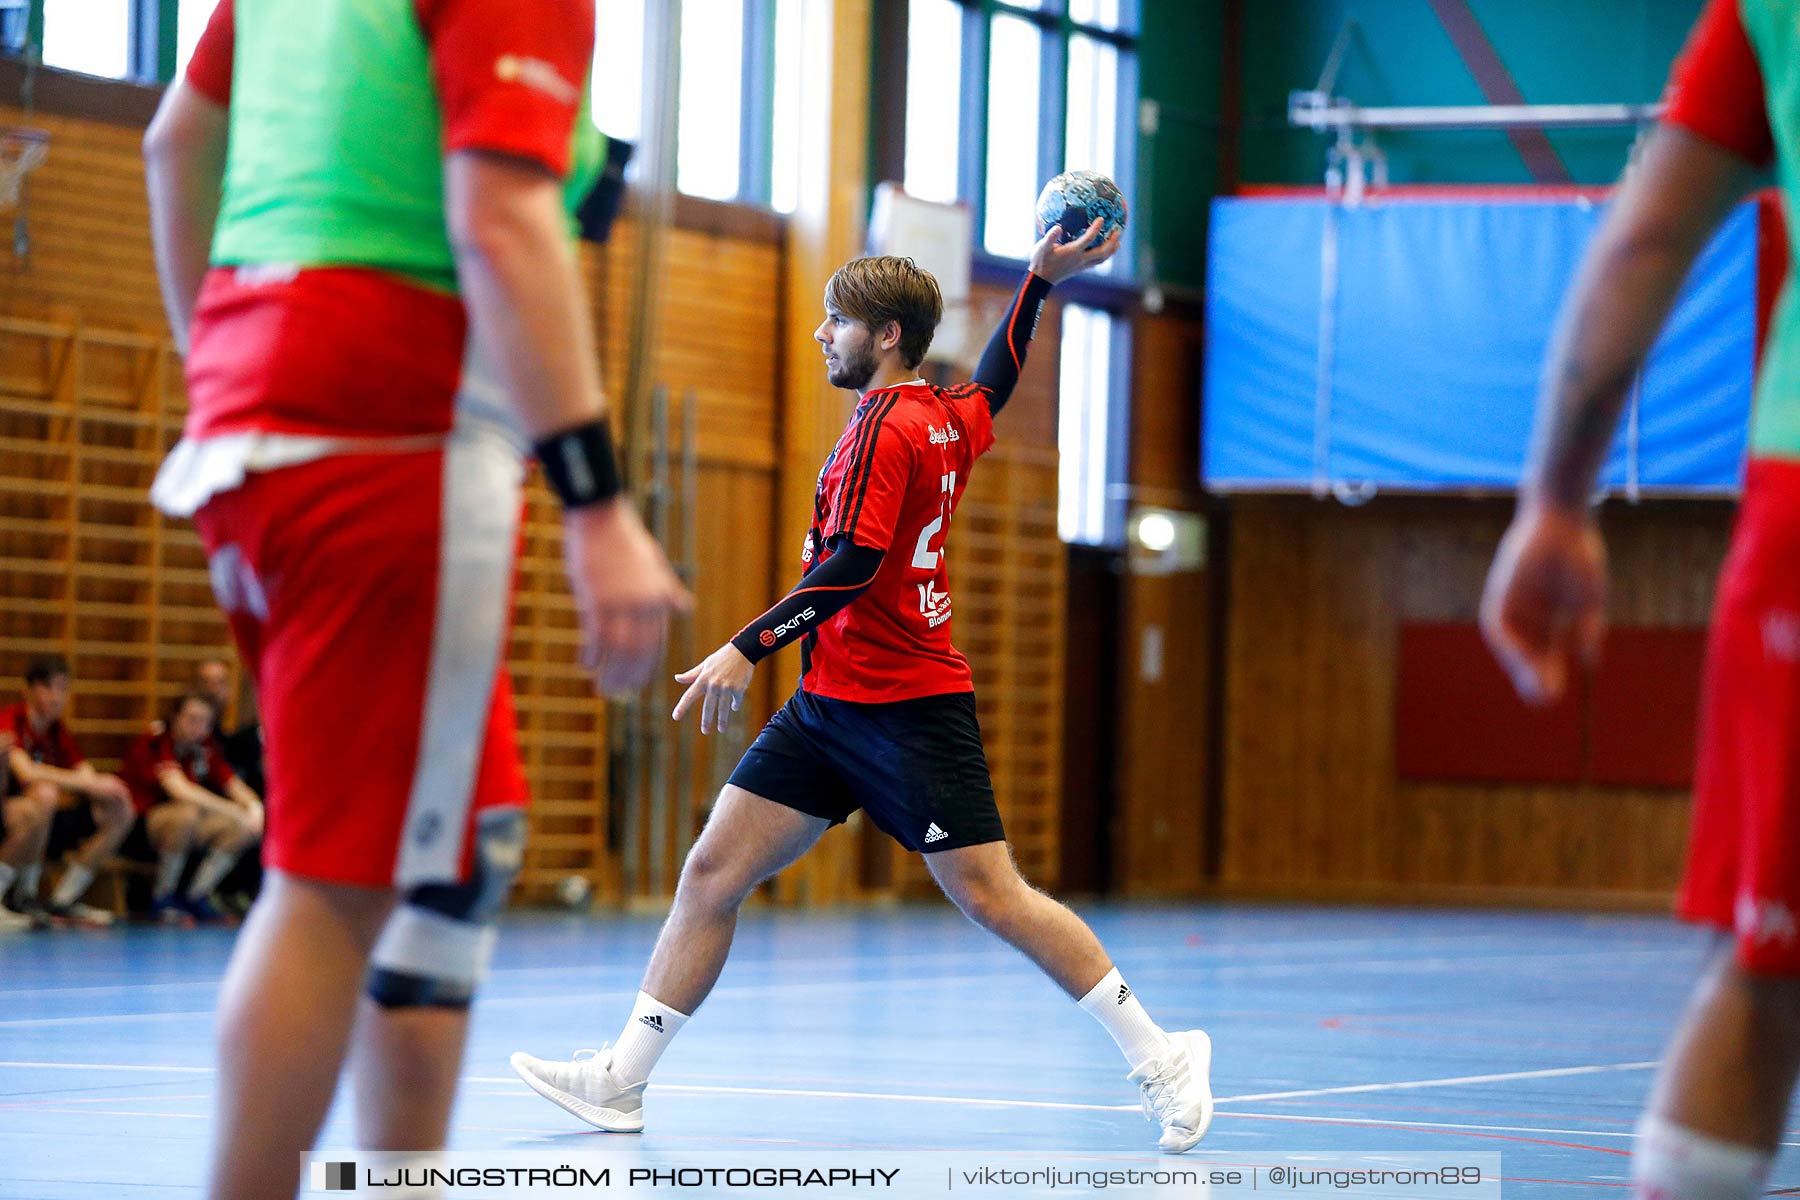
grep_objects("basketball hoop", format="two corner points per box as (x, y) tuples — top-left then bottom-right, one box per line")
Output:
(0, 127), (49, 210)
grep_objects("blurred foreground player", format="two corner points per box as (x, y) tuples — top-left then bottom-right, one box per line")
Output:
(1482, 3), (1800, 1196)
(144, 2), (686, 1196)
(514, 225), (1215, 1153)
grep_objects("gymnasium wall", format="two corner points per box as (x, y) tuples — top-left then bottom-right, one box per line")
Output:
(0, 50), (1074, 903)
(1219, 498), (1728, 903)
(0, 87), (788, 905)
(1236, 0), (1706, 188)
(1136, 0), (1228, 291)
(1191, 0), (1732, 902)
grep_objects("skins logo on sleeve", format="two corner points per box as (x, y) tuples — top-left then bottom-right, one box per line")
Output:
(773, 609), (817, 640)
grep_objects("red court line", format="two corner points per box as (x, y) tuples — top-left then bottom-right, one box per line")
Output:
(1258, 1097), (1635, 1124)
(1502, 1178), (1628, 1190)
(1219, 1110), (1630, 1156)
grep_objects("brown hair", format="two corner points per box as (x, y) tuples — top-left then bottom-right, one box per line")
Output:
(823, 256), (943, 369)
(167, 691), (219, 726)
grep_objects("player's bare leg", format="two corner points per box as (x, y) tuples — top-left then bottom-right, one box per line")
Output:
(351, 1002), (469, 1150)
(0, 787), (52, 898)
(925, 840), (1214, 1152)
(924, 840), (1112, 996)
(1632, 945), (1800, 1197)
(510, 786), (827, 1130)
(70, 786), (132, 871)
(208, 870), (394, 1200)
(641, 785), (830, 1013)
(46, 781), (131, 922)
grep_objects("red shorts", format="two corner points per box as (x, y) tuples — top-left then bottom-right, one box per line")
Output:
(1681, 458), (1800, 975)
(193, 433), (528, 888)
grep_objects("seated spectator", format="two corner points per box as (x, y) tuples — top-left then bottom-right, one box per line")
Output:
(0, 726), (21, 934)
(3, 655), (132, 927)
(192, 656), (233, 735)
(122, 692), (264, 925)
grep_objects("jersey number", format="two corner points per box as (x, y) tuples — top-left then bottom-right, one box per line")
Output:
(911, 472), (956, 570)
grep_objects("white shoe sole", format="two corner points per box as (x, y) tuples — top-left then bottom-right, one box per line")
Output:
(1160, 1030), (1214, 1154)
(509, 1053), (644, 1133)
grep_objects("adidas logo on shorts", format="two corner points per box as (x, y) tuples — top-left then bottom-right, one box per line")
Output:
(640, 1014), (665, 1033)
(1117, 984), (1131, 1005)
(923, 823), (949, 844)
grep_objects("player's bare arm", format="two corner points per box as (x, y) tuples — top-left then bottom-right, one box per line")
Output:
(154, 764), (243, 821)
(674, 538), (886, 735)
(144, 82), (229, 355)
(446, 150), (691, 695)
(1481, 126), (1752, 704)
(11, 749), (126, 802)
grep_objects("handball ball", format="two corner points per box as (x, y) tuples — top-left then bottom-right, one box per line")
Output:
(1035, 170), (1127, 242)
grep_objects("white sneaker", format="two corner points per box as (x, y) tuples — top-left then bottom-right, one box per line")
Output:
(0, 905), (33, 933)
(1130, 1029), (1214, 1153)
(509, 1047), (645, 1132)
(48, 901), (115, 928)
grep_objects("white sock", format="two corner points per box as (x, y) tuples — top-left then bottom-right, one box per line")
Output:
(153, 849), (186, 901)
(1078, 968), (1170, 1072)
(610, 991), (691, 1085)
(18, 863), (40, 900)
(1632, 1116), (1770, 1200)
(50, 863), (95, 908)
(186, 848), (240, 900)
(0, 863), (15, 903)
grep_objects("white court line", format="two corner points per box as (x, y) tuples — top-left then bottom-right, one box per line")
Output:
(0, 1010), (213, 1029)
(1218, 1061), (1660, 1103)
(0, 1061), (213, 1074)
(0, 945), (1687, 1027)
(462, 1077), (1137, 1113)
(0, 1059), (1663, 1123)
(0, 929), (1690, 1002)
(1215, 1109), (1800, 1150)
(20, 1059), (1795, 1150)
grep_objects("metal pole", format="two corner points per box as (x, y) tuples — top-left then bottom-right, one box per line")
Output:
(610, 0), (680, 906)
(647, 386), (672, 898)
(1290, 95), (1664, 134)
(674, 388), (699, 869)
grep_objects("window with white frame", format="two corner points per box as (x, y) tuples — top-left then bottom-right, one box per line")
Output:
(1058, 304), (1127, 547)
(43, 0), (131, 78)
(593, 0), (648, 142)
(40, 0), (802, 215)
(175, 0), (212, 78)
(903, 0), (962, 206)
(901, 0), (1139, 267)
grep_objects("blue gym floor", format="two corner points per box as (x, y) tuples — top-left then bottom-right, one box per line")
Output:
(0, 903), (1787, 1198)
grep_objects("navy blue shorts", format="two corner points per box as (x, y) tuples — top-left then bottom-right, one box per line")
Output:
(728, 689), (1005, 854)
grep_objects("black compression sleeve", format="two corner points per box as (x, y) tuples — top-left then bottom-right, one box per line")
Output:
(729, 541), (885, 665)
(970, 272), (1053, 416)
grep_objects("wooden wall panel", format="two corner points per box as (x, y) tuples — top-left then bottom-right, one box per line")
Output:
(0, 73), (1068, 910)
(1221, 497), (1732, 901)
(0, 101), (785, 908)
(1112, 308), (1209, 896)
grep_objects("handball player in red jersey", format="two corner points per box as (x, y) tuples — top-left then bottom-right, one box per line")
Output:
(513, 221), (1218, 1153)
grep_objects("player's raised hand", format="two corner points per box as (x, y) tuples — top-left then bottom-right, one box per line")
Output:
(563, 500), (693, 696)
(672, 643), (755, 735)
(1029, 217), (1122, 285)
(1479, 503), (1608, 705)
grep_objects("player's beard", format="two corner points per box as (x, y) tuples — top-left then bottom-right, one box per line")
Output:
(826, 340), (879, 391)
